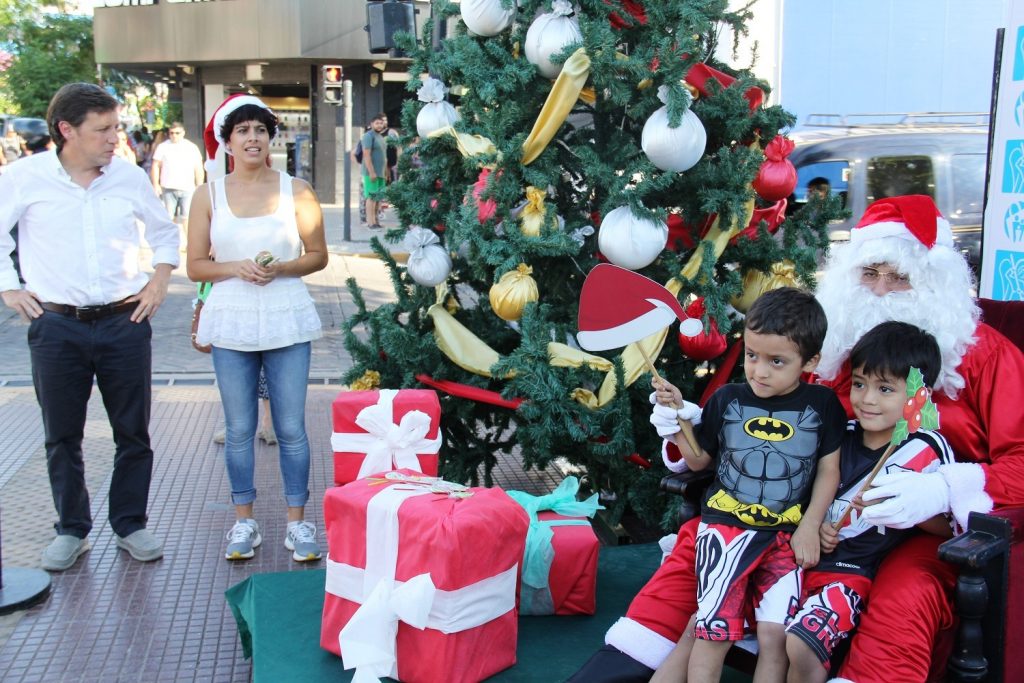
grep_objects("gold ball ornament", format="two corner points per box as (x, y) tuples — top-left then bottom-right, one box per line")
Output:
(489, 264), (539, 322)
(731, 260), (800, 313)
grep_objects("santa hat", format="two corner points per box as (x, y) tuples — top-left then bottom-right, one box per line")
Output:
(203, 94), (275, 179)
(850, 195), (953, 249)
(577, 264), (703, 351)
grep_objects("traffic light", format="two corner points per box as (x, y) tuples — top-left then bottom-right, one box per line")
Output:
(322, 65), (344, 105)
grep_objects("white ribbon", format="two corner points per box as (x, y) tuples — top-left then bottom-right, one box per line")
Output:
(330, 389), (443, 479)
(333, 485), (517, 682)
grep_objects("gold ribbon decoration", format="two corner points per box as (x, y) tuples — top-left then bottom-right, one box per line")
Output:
(427, 126), (499, 160)
(731, 260), (799, 313)
(427, 303), (513, 378)
(522, 48), (592, 166)
(520, 186), (548, 237)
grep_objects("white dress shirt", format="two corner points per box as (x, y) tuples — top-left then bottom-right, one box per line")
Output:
(0, 150), (180, 306)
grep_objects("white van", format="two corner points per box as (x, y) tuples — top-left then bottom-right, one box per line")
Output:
(788, 113), (988, 274)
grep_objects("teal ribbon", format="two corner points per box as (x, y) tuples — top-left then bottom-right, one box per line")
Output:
(507, 476), (603, 615)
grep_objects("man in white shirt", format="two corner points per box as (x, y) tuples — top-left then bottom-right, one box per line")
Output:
(150, 120), (204, 234)
(0, 83), (180, 572)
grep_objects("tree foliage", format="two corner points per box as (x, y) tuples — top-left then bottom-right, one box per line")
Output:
(4, 12), (94, 117)
(342, 0), (846, 529)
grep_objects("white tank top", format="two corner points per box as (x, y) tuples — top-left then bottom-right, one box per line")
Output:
(196, 172), (322, 351)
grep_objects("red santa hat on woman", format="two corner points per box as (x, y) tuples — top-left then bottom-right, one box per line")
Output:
(816, 194), (979, 397)
(203, 94), (276, 179)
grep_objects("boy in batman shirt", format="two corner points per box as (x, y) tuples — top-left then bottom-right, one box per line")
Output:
(649, 287), (846, 683)
(784, 321), (953, 681)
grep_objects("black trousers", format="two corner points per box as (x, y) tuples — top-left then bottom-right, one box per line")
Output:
(28, 310), (153, 539)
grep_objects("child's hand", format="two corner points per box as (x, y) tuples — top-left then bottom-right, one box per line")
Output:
(819, 520), (840, 553)
(650, 378), (683, 407)
(791, 524), (820, 569)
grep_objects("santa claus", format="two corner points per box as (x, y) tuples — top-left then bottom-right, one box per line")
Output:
(568, 195), (1024, 683)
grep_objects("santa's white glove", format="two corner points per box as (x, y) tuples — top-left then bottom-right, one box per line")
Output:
(859, 470), (951, 529)
(648, 394), (702, 438)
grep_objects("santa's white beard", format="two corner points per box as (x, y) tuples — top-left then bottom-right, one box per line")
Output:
(816, 242), (979, 398)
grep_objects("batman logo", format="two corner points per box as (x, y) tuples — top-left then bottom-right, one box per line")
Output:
(743, 416), (794, 442)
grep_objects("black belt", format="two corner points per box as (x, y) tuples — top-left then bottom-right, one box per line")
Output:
(40, 298), (136, 322)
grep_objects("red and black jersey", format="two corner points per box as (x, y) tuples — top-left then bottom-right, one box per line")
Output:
(816, 422), (954, 578)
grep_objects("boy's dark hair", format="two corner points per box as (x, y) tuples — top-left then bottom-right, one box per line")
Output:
(744, 287), (828, 362)
(807, 176), (830, 190)
(849, 321), (941, 387)
(47, 83), (119, 152)
(219, 104), (278, 143)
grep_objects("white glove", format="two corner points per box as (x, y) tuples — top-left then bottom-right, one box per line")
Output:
(859, 470), (951, 529)
(648, 392), (702, 422)
(650, 403), (683, 437)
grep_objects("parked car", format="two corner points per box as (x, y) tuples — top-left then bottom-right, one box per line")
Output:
(788, 113), (988, 275)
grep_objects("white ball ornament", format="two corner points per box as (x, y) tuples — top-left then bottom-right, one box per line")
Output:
(598, 206), (668, 271)
(416, 78), (461, 138)
(404, 227), (452, 287)
(524, 0), (583, 79)
(461, 0), (515, 37)
(642, 86), (706, 173)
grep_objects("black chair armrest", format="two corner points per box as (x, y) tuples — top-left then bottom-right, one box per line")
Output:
(659, 469), (714, 496)
(938, 512), (1013, 568)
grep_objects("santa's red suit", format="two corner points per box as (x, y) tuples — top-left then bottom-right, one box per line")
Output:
(593, 196), (1024, 683)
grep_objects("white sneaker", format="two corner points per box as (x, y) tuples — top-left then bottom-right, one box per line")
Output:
(285, 521), (322, 562)
(225, 519), (261, 560)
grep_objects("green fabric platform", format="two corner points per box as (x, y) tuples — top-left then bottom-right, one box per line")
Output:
(225, 542), (752, 682)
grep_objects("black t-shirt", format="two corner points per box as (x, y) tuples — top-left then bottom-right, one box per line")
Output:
(816, 422), (954, 578)
(698, 382), (847, 531)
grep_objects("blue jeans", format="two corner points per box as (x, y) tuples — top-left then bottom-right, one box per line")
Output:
(212, 342), (311, 508)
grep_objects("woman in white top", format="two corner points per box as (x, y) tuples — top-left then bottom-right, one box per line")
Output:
(186, 95), (328, 562)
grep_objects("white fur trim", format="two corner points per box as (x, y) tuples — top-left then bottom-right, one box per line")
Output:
(604, 617), (677, 670)
(851, 217), (953, 248)
(826, 678), (856, 683)
(658, 533), (678, 563)
(661, 439), (690, 473)
(213, 95), (274, 146)
(939, 462), (994, 531)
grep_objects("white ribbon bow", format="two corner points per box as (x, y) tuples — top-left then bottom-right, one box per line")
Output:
(331, 389), (443, 480)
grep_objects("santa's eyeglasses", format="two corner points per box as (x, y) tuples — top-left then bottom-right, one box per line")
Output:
(859, 267), (910, 288)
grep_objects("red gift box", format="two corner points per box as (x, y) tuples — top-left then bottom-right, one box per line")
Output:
(535, 511), (600, 615)
(321, 470), (530, 683)
(330, 389), (441, 486)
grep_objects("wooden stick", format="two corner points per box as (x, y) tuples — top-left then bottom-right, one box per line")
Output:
(636, 346), (703, 461)
(832, 441), (898, 530)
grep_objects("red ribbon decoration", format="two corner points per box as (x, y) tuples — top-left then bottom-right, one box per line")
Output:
(415, 374), (524, 409)
(607, 0), (648, 29)
(729, 198), (788, 246)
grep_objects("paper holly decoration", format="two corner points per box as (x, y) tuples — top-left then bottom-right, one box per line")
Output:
(892, 367), (940, 446)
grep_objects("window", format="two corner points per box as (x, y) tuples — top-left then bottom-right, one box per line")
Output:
(793, 160), (850, 210)
(866, 156), (935, 203)
(949, 153), (985, 218)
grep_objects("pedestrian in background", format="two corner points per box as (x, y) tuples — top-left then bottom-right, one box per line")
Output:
(151, 121), (204, 239)
(186, 95), (327, 563)
(360, 113), (388, 230)
(0, 83), (179, 571)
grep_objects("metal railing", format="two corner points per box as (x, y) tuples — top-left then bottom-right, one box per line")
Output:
(802, 112), (990, 129)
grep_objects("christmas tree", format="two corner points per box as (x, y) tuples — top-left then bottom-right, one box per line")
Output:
(343, 0), (845, 529)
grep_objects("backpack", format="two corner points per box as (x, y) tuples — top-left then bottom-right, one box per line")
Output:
(353, 140), (363, 164)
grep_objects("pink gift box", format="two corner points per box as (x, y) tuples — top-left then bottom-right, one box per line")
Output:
(320, 470), (529, 683)
(330, 389), (441, 486)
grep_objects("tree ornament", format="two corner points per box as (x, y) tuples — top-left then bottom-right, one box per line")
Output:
(404, 227), (452, 287)
(489, 264), (539, 321)
(416, 78), (461, 138)
(731, 260), (800, 313)
(597, 206), (668, 271)
(677, 298), (727, 361)
(641, 86), (706, 173)
(752, 135), (798, 202)
(461, 0), (516, 37)
(471, 168), (498, 224)
(524, 0), (583, 79)
(518, 186), (552, 237)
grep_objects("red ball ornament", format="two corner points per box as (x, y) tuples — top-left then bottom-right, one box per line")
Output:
(752, 135), (797, 202)
(677, 297), (727, 361)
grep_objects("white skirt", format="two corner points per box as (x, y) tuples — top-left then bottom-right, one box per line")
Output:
(197, 277), (322, 352)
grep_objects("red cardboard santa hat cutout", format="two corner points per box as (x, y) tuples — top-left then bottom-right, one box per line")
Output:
(577, 264), (703, 352)
(850, 194), (953, 249)
(203, 94), (275, 179)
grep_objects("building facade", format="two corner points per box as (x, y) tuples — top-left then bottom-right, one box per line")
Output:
(93, 0), (429, 200)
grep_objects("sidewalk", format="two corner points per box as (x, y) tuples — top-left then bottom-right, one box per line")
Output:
(0, 209), (572, 681)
